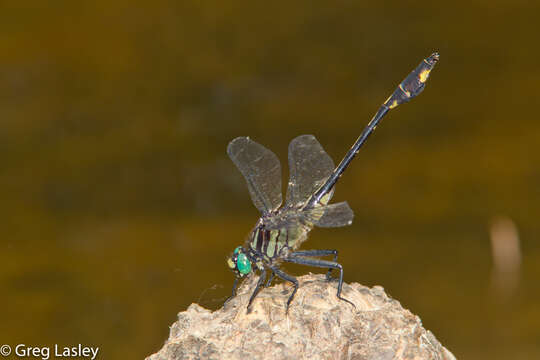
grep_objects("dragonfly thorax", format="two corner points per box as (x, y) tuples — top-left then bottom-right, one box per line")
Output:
(248, 220), (308, 260)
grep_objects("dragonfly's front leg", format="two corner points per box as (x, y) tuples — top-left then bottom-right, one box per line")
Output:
(246, 269), (267, 312)
(224, 277), (239, 305)
(291, 249), (338, 280)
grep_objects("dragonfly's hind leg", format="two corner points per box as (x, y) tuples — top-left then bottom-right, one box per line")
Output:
(291, 249), (338, 280)
(246, 269), (267, 312)
(284, 255), (355, 309)
(268, 266), (299, 313)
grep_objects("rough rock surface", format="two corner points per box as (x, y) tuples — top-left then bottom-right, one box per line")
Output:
(147, 274), (456, 360)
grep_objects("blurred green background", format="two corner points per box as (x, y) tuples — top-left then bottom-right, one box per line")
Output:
(1, 1), (539, 359)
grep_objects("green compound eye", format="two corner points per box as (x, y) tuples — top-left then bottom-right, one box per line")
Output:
(233, 246), (241, 254)
(236, 253), (251, 275)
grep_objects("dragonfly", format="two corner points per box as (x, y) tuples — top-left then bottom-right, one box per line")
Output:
(226, 52), (439, 312)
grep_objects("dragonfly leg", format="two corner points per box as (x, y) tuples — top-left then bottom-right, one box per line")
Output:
(268, 266), (298, 313)
(265, 271), (275, 287)
(290, 249), (338, 280)
(284, 256), (355, 309)
(246, 269), (267, 312)
(224, 277), (239, 305)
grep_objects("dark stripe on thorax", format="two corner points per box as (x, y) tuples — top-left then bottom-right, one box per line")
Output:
(262, 229), (269, 255)
(274, 229), (281, 258)
(250, 228), (260, 252)
(255, 228), (263, 253)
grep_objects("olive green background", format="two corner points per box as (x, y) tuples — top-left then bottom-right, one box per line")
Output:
(1, 1), (539, 359)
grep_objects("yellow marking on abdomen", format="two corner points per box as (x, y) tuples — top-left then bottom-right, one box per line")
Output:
(419, 69), (431, 83)
(399, 83), (411, 97)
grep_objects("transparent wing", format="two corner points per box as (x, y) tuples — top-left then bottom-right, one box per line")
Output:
(285, 135), (335, 208)
(263, 201), (354, 230)
(227, 137), (282, 214)
(303, 201), (354, 228)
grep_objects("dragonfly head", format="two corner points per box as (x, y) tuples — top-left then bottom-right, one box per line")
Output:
(227, 246), (252, 277)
